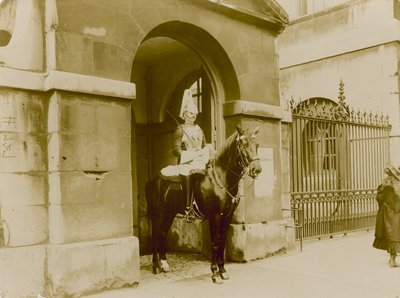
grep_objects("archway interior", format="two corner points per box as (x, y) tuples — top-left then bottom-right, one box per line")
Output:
(131, 36), (214, 252)
(133, 36), (213, 175)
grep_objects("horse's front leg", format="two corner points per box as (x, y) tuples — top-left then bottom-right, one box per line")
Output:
(209, 215), (223, 284)
(217, 212), (234, 280)
(157, 211), (176, 273)
(151, 216), (162, 274)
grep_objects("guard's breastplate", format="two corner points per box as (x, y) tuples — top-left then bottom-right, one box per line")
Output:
(182, 124), (203, 151)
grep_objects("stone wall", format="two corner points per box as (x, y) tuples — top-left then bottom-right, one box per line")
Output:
(0, 88), (48, 298)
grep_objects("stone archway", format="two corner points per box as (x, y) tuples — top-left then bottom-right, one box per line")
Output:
(131, 21), (240, 253)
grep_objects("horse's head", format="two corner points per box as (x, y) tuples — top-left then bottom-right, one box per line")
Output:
(236, 125), (262, 178)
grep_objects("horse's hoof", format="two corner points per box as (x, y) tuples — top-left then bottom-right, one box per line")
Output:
(212, 274), (223, 284)
(160, 259), (170, 272)
(153, 265), (162, 274)
(219, 271), (230, 280)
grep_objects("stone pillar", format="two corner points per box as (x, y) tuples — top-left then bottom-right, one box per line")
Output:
(223, 100), (295, 262)
(0, 87), (48, 298)
(0, 68), (139, 298)
(46, 73), (139, 297)
(0, 0), (140, 296)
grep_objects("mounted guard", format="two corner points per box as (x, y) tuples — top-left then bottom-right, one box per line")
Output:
(161, 89), (212, 219)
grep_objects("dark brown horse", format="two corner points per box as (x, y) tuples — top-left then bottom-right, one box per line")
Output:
(145, 125), (262, 283)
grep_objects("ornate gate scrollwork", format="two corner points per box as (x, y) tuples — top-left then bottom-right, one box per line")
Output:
(290, 79), (391, 239)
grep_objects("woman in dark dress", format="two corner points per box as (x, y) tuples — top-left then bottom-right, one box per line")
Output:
(373, 166), (400, 267)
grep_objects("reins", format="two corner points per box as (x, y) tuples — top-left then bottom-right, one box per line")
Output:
(211, 133), (259, 205)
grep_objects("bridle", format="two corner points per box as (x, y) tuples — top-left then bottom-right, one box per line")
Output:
(236, 134), (260, 175)
(211, 132), (260, 208)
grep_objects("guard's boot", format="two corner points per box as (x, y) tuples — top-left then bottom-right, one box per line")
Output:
(180, 175), (192, 212)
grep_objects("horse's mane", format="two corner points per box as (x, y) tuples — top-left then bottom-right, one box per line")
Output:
(214, 131), (238, 164)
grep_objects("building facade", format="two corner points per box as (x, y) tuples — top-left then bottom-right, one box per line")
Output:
(278, 0), (400, 165)
(0, 0), (293, 297)
(277, 0), (399, 239)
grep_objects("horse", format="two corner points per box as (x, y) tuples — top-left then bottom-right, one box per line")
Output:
(145, 125), (262, 283)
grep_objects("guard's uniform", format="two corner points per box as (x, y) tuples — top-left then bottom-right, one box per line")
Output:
(172, 123), (207, 175)
(160, 88), (210, 216)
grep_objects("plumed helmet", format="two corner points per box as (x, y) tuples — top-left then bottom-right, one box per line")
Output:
(179, 89), (198, 119)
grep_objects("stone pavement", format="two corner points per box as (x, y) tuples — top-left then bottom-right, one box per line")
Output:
(84, 230), (400, 298)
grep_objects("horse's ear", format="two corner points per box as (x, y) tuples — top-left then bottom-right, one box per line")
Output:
(254, 127), (259, 135)
(236, 125), (244, 135)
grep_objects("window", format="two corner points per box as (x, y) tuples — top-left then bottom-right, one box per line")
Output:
(189, 77), (202, 113)
(303, 121), (337, 174)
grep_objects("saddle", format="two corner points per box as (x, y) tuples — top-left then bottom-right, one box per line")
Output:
(158, 172), (180, 183)
(158, 171), (205, 221)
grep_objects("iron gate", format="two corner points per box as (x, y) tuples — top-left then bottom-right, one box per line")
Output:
(290, 82), (391, 239)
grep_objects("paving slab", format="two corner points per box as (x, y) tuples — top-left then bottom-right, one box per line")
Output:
(83, 230), (400, 298)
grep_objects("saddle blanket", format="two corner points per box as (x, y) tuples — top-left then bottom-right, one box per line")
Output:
(161, 145), (213, 176)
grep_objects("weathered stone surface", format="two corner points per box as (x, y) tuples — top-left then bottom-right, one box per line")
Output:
(49, 171), (131, 204)
(1, 205), (48, 246)
(0, 245), (46, 298)
(47, 237), (140, 298)
(226, 221), (291, 262)
(48, 93), (131, 172)
(0, 90), (46, 133)
(0, 0), (43, 71)
(56, 31), (94, 76)
(0, 172), (47, 207)
(0, 133), (47, 172)
(0, 90), (47, 173)
(48, 170), (133, 245)
(167, 217), (207, 253)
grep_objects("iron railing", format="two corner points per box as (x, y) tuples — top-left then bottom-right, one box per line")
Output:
(290, 81), (391, 240)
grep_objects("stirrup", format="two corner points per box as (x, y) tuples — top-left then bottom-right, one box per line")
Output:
(185, 207), (196, 222)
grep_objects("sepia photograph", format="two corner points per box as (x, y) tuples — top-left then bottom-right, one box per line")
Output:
(0, 0), (400, 297)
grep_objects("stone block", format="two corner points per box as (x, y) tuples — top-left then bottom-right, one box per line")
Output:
(49, 200), (132, 244)
(96, 171), (132, 203)
(48, 171), (97, 205)
(0, 89), (46, 133)
(74, 133), (98, 169)
(48, 92), (60, 133)
(0, 245), (46, 298)
(52, 132), (131, 171)
(226, 221), (290, 262)
(96, 102), (131, 136)
(96, 135), (131, 171)
(60, 100), (96, 134)
(93, 41), (130, 81)
(56, 31), (94, 75)
(49, 171), (131, 205)
(47, 237), (139, 298)
(0, 172), (47, 207)
(48, 132), (62, 171)
(0, 133), (46, 172)
(166, 217), (206, 253)
(1, 205), (48, 247)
